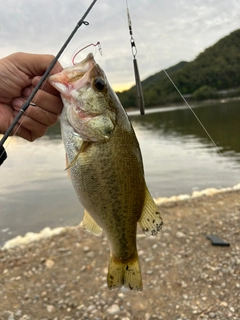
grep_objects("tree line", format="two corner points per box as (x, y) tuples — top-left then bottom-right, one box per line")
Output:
(117, 29), (240, 109)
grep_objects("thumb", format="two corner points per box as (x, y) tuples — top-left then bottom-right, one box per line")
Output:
(8, 52), (63, 78)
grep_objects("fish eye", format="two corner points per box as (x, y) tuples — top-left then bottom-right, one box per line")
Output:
(94, 78), (105, 91)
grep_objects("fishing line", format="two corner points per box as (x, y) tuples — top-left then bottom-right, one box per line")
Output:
(119, 0), (223, 157)
(162, 70), (223, 158)
(121, 0), (236, 297)
(129, 24), (224, 158)
(130, 16), (240, 303)
(122, 3), (240, 306)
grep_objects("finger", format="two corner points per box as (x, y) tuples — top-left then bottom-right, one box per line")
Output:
(0, 104), (14, 135)
(11, 114), (48, 142)
(10, 52), (63, 77)
(32, 89), (63, 115)
(32, 76), (61, 97)
(12, 99), (59, 127)
(14, 89), (63, 115)
(33, 90), (63, 115)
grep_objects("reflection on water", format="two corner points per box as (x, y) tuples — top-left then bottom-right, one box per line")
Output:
(0, 100), (240, 243)
(129, 100), (240, 156)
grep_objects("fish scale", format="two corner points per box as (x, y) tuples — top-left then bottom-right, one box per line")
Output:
(49, 53), (163, 291)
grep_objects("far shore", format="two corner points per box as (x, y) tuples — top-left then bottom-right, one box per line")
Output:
(125, 95), (240, 114)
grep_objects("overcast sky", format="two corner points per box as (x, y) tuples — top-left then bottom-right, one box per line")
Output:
(0, 0), (239, 91)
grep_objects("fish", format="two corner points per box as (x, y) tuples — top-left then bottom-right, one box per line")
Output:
(48, 53), (163, 291)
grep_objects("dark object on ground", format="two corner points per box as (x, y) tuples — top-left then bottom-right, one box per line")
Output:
(0, 145), (7, 165)
(206, 234), (230, 246)
(0, 190), (239, 319)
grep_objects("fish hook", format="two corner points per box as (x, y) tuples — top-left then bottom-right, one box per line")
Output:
(72, 41), (102, 65)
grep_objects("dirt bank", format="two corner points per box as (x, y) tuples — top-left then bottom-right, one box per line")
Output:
(0, 190), (239, 320)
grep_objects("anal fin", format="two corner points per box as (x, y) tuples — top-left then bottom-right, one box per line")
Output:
(138, 189), (163, 236)
(80, 210), (102, 236)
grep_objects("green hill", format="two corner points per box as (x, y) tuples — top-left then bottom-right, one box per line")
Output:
(117, 29), (240, 108)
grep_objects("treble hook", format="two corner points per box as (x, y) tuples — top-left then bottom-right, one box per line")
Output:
(72, 41), (102, 65)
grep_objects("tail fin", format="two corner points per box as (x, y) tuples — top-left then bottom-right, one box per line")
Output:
(107, 256), (142, 291)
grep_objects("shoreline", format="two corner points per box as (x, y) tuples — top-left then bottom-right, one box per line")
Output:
(0, 185), (239, 319)
(2, 182), (239, 251)
(126, 95), (240, 114)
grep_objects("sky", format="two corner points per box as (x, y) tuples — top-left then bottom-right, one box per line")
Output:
(0, 0), (239, 91)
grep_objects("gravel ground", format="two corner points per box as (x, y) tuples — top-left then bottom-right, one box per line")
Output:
(0, 190), (239, 320)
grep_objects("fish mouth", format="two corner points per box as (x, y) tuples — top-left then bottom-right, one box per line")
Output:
(49, 52), (102, 118)
(49, 53), (114, 141)
(48, 53), (96, 96)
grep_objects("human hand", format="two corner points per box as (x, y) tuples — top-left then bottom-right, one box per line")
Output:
(0, 52), (63, 141)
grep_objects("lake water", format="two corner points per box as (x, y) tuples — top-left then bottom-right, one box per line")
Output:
(1, 99), (240, 244)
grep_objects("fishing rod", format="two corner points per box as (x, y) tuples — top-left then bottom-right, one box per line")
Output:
(0, 0), (98, 166)
(126, 1), (145, 115)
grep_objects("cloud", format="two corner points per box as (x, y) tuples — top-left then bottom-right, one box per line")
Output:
(0, 0), (239, 90)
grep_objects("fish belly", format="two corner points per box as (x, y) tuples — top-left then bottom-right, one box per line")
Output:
(69, 125), (145, 291)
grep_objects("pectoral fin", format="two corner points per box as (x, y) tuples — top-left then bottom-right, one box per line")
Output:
(65, 154), (71, 180)
(80, 210), (102, 236)
(138, 189), (163, 236)
(65, 141), (90, 170)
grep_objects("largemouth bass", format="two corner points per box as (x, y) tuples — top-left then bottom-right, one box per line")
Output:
(49, 53), (163, 291)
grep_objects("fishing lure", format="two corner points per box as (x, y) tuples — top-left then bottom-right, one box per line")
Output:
(126, 1), (145, 115)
